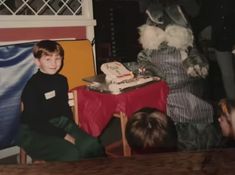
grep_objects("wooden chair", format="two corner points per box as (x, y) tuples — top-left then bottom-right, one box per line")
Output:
(68, 90), (79, 126)
(19, 90), (79, 164)
(59, 40), (96, 89)
(0, 146), (20, 162)
(105, 112), (131, 157)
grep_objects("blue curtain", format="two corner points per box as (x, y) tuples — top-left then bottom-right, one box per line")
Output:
(0, 42), (37, 148)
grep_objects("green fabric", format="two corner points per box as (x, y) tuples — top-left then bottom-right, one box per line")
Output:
(175, 122), (224, 151)
(50, 116), (105, 158)
(17, 117), (105, 161)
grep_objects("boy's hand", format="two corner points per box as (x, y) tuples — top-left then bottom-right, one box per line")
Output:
(64, 134), (75, 145)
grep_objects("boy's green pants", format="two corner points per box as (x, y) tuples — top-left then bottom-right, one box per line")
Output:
(18, 116), (105, 161)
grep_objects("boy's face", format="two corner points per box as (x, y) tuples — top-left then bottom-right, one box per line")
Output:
(35, 53), (62, 75)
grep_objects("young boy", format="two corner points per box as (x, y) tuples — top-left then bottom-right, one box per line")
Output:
(125, 107), (178, 154)
(18, 40), (105, 162)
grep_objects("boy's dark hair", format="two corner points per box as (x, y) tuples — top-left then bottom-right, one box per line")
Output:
(218, 99), (235, 118)
(33, 40), (64, 59)
(125, 107), (177, 153)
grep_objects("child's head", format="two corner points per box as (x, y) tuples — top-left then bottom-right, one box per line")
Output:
(125, 107), (177, 153)
(33, 40), (64, 75)
(218, 99), (235, 138)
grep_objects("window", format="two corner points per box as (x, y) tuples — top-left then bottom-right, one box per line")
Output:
(0, 0), (82, 15)
(0, 0), (95, 28)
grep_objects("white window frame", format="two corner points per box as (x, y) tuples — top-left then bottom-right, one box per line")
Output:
(0, 0), (96, 28)
(0, 0), (96, 49)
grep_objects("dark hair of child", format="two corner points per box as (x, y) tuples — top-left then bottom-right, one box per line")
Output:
(218, 99), (235, 119)
(125, 107), (177, 154)
(33, 40), (64, 59)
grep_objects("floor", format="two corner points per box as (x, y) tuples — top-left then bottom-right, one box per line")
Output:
(3, 149), (235, 175)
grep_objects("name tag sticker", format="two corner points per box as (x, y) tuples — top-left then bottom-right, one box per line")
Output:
(44, 90), (56, 100)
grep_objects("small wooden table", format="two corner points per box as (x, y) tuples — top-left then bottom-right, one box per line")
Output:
(1, 148), (235, 175)
(74, 81), (169, 137)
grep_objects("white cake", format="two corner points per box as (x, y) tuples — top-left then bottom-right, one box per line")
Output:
(98, 61), (160, 94)
(101, 61), (134, 83)
(108, 76), (160, 94)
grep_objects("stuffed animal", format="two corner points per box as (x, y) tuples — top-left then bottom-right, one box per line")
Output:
(138, 2), (208, 78)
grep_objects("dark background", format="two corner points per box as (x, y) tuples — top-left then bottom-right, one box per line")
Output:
(92, 0), (226, 101)
(93, 0), (146, 73)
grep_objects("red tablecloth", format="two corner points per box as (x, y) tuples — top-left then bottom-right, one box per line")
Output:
(74, 81), (169, 137)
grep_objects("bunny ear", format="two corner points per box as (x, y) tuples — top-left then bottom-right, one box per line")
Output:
(165, 5), (188, 27)
(145, 2), (164, 25)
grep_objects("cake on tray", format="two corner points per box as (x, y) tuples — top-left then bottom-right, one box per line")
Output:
(100, 61), (134, 83)
(85, 61), (160, 94)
